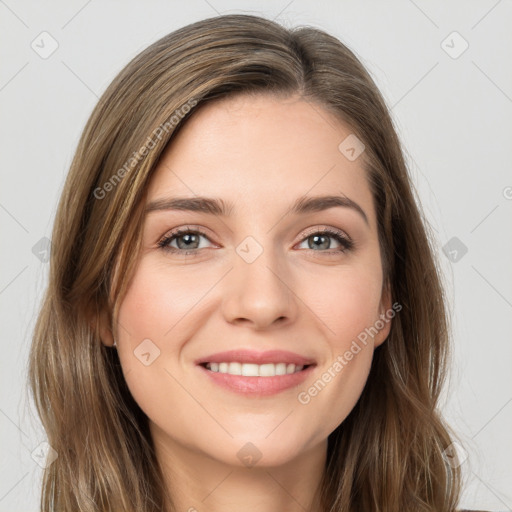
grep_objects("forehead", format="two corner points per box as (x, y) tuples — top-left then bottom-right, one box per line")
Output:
(146, 93), (375, 227)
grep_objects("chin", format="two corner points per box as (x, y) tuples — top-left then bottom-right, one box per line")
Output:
(207, 431), (320, 469)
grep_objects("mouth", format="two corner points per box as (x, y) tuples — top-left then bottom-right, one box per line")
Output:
(195, 349), (316, 396)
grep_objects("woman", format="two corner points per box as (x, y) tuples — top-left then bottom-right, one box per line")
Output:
(28, 13), (481, 512)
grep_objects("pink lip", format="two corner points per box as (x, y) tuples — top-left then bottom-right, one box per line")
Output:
(197, 364), (316, 396)
(195, 349), (315, 366)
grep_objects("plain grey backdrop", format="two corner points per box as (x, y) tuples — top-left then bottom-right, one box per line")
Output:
(1, 0), (511, 510)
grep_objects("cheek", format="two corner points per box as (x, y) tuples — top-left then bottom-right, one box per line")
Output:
(117, 260), (209, 342)
(303, 264), (384, 351)
(114, 262), (190, 413)
(293, 264), (382, 437)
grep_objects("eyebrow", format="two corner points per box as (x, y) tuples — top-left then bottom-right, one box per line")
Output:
(145, 194), (369, 226)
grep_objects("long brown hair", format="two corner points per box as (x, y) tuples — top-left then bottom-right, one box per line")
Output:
(28, 13), (463, 511)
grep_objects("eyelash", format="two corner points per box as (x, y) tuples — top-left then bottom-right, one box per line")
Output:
(157, 226), (354, 257)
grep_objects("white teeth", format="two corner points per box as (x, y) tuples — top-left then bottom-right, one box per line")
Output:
(259, 363), (275, 377)
(228, 362), (242, 375)
(241, 363), (259, 377)
(275, 363), (287, 375)
(205, 362), (305, 376)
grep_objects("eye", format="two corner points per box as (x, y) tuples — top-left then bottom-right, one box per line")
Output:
(296, 228), (354, 254)
(157, 227), (213, 256)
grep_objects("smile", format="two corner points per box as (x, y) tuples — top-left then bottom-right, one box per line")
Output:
(196, 350), (316, 396)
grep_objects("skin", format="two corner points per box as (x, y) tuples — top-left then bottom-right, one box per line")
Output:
(99, 93), (392, 512)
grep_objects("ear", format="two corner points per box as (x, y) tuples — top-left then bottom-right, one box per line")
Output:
(374, 280), (393, 348)
(89, 307), (115, 347)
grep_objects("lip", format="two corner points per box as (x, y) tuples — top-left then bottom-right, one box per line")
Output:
(195, 349), (316, 366)
(197, 363), (316, 396)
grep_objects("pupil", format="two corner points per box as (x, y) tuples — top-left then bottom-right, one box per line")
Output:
(310, 234), (329, 250)
(178, 233), (198, 249)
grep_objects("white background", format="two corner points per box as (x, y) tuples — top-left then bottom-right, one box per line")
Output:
(1, 1), (511, 510)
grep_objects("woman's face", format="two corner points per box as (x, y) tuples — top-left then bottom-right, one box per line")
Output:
(111, 93), (392, 468)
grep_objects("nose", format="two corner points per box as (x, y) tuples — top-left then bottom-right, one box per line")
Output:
(221, 245), (298, 330)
